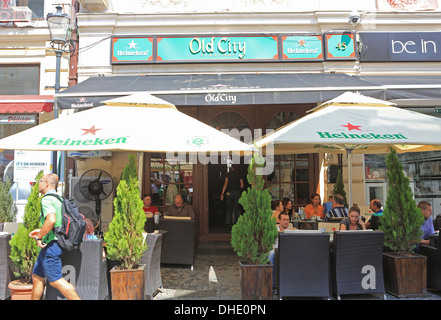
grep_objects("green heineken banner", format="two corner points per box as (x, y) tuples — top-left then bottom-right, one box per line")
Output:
(112, 37), (154, 63)
(157, 36), (279, 61)
(110, 33), (355, 64)
(325, 32), (356, 60)
(281, 35), (324, 60)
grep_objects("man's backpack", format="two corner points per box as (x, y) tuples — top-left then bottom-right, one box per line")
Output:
(43, 193), (86, 251)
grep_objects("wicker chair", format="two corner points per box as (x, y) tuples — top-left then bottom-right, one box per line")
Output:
(420, 232), (441, 291)
(331, 230), (386, 300)
(276, 231), (331, 299)
(141, 232), (163, 299)
(46, 239), (108, 300)
(158, 219), (196, 269)
(0, 234), (13, 300)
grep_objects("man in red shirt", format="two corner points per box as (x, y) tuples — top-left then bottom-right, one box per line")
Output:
(142, 194), (159, 216)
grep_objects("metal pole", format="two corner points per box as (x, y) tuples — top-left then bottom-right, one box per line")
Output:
(51, 49), (62, 175)
(347, 148), (353, 207)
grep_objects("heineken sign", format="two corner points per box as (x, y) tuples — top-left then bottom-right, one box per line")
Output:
(37, 126), (128, 147)
(316, 122), (408, 141)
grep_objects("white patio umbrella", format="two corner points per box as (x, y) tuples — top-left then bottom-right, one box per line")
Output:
(0, 92), (255, 154)
(255, 91), (441, 205)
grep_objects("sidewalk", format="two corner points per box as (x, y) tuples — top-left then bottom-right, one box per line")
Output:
(153, 241), (441, 301)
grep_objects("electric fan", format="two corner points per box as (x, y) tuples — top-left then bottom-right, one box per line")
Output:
(78, 169), (115, 233)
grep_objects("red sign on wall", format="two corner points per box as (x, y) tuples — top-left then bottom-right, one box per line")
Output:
(0, 0), (32, 22)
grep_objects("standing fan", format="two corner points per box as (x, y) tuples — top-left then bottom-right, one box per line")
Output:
(78, 169), (115, 233)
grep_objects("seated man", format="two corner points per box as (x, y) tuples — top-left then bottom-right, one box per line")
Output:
(365, 199), (383, 230)
(268, 212), (296, 289)
(324, 194), (349, 221)
(417, 200), (435, 250)
(165, 194), (195, 219)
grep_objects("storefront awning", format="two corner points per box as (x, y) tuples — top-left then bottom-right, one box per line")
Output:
(54, 73), (387, 109)
(355, 75), (441, 106)
(0, 95), (54, 113)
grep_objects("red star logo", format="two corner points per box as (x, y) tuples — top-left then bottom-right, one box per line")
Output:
(81, 125), (102, 136)
(78, 97), (86, 103)
(298, 38), (306, 47)
(341, 123), (362, 131)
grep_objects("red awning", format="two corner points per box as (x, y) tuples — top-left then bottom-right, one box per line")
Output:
(0, 95), (54, 113)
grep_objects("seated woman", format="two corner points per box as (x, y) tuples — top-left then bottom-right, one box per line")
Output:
(304, 192), (324, 220)
(340, 206), (366, 230)
(271, 200), (284, 223)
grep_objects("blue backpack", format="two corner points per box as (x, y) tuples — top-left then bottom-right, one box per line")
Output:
(42, 193), (86, 251)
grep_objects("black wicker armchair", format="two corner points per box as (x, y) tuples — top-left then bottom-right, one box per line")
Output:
(420, 232), (441, 291)
(0, 234), (13, 300)
(46, 239), (109, 300)
(276, 231), (331, 299)
(331, 230), (386, 300)
(141, 232), (163, 299)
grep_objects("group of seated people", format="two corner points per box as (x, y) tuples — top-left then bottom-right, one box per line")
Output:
(142, 193), (195, 220)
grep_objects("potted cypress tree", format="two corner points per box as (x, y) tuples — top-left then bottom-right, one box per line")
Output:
(380, 147), (427, 297)
(231, 154), (278, 300)
(8, 171), (43, 300)
(0, 179), (17, 225)
(332, 169), (348, 208)
(105, 154), (147, 300)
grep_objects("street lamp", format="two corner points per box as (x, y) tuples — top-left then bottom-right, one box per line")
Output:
(47, 5), (70, 175)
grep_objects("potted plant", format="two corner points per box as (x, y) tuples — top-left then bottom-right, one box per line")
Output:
(8, 171), (43, 300)
(332, 169), (348, 208)
(104, 154), (147, 300)
(380, 147), (427, 297)
(231, 154), (278, 300)
(0, 178), (17, 225)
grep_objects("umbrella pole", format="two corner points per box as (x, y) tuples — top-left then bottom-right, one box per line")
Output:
(347, 148), (353, 207)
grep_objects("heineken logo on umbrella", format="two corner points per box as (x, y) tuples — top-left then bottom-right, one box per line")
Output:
(187, 135), (210, 147)
(316, 122), (408, 140)
(37, 126), (128, 146)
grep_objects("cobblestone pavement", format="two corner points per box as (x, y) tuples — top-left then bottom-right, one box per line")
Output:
(153, 241), (441, 301)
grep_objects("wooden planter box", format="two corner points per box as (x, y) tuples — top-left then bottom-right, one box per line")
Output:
(239, 262), (272, 300)
(383, 252), (427, 298)
(110, 264), (146, 300)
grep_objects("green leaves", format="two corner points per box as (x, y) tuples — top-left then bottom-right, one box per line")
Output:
(104, 155), (147, 269)
(231, 154), (278, 265)
(380, 148), (423, 255)
(9, 171), (43, 281)
(0, 178), (17, 223)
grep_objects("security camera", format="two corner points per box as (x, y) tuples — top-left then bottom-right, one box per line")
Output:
(348, 10), (360, 25)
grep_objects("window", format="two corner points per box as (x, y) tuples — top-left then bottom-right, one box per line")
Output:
(265, 111), (311, 205)
(266, 154), (311, 205)
(16, 0), (44, 19)
(0, 65), (39, 95)
(150, 153), (194, 206)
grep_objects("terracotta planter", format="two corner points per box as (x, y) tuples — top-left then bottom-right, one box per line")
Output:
(110, 264), (146, 300)
(383, 252), (427, 298)
(239, 262), (272, 300)
(8, 279), (33, 300)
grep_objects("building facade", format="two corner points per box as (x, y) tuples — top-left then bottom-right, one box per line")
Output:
(61, 0), (441, 239)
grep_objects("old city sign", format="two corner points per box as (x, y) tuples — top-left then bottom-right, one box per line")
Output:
(157, 35), (279, 61)
(359, 32), (441, 61)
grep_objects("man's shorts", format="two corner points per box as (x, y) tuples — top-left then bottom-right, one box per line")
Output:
(32, 241), (63, 283)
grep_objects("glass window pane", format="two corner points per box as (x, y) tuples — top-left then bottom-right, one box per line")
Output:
(280, 183), (294, 200)
(295, 160), (309, 182)
(0, 65), (39, 94)
(296, 183), (309, 206)
(280, 161), (294, 182)
(267, 183), (280, 201)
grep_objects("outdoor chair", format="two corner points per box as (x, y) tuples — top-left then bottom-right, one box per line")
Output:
(46, 239), (109, 300)
(158, 218), (196, 269)
(141, 232), (163, 299)
(276, 230), (332, 299)
(420, 232), (441, 291)
(0, 234), (13, 300)
(331, 230), (386, 300)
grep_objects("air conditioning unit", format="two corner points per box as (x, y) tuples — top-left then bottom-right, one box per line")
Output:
(69, 177), (114, 231)
(67, 151), (112, 159)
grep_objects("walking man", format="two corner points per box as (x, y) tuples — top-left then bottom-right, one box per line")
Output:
(29, 173), (81, 300)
